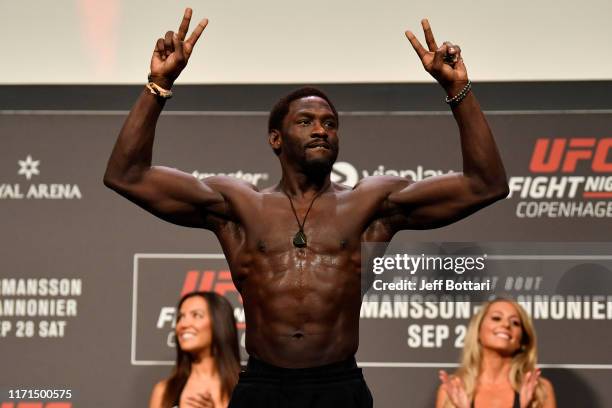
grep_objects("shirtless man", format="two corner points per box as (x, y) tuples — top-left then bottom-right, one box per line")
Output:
(103, 8), (509, 408)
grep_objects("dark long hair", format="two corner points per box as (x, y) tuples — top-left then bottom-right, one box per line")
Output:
(161, 291), (240, 408)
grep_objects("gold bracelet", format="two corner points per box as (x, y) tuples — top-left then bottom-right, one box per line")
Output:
(145, 82), (173, 99)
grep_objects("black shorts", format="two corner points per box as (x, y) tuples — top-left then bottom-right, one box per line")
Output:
(228, 356), (373, 408)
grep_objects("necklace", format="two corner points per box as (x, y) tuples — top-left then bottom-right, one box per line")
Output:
(282, 187), (326, 248)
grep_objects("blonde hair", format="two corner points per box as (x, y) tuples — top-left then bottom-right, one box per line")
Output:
(444, 299), (546, 408)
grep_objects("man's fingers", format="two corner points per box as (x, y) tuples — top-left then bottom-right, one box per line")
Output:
(177, 8), (192, 41)
(404, 30), (427, 59)
(185, 18), (209, 49)
(164, 31), (175, 57)
(421, 19), (438, 51)
(444, 42), (458, 55)
(154, 38), (165, 59)
(172, 33), (185, 61)
(443, 42), (460, 65)
(432, 43), (448, 69)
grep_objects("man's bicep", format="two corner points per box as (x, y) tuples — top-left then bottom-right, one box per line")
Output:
(385, 172), (483, 229)
(111, 166), (229, 227)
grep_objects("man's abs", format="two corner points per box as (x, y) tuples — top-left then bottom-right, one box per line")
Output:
(237, 260), (363, 368)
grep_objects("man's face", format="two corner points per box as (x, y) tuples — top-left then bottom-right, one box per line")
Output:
(275, 96), (339, 174)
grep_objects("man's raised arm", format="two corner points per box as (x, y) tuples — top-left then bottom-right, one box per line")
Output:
(103, 9), (231, 228)
(381, 19), (509, 230)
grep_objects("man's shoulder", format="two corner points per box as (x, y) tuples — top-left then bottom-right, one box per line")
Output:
(203, 175), (261, 193)
(352, 175), (414, 192)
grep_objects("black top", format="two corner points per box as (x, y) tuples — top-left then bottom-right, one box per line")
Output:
(472, 391), (520, 408)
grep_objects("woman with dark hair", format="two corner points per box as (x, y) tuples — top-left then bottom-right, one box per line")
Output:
(436, 299), (556, 408)
(149, 291), (241, 408)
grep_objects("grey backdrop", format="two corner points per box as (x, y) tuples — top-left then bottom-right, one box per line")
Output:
(1, 106), (611, 407)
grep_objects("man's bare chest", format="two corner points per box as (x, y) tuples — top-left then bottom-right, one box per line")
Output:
(216, 190), (392, 256)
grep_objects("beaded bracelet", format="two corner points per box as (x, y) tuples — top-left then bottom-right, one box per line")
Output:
(445, 80), (472, 107)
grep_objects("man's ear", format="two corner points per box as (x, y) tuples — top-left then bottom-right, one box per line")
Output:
(268, 129), (282, 155)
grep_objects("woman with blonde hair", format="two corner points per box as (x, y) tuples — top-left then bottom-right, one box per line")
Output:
(149, 291), (241, 408)
(436, 298), (556, 408)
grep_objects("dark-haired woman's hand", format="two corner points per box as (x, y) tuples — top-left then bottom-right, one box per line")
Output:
(439, 370), (470, 408)
(184, 391), (215, 408)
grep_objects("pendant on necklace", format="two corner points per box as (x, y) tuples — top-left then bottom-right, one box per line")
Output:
(293, 230), (307, 248)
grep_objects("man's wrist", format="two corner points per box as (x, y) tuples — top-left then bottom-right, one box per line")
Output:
(444, 80), (472, 107)
(444, 80), (470, 98)
(147, 74), (174, 90)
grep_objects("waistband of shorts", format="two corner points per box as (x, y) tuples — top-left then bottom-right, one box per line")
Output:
(241, 356), (362, 383)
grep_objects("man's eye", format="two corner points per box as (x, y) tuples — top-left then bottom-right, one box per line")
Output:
(324, 121), (336, 128)
(298, 119), (310, 125)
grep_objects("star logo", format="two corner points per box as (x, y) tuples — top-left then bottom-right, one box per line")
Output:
(18, 155), (40, 180)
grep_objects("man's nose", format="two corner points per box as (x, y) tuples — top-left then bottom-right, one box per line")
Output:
(311, 121), (328, 137)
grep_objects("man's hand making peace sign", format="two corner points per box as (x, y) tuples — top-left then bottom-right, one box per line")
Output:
(406, 19), (469, 96)
(149, 8), (208, 90)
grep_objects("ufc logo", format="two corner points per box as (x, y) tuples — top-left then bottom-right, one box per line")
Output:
(529, 138), (612, 173)
(181, 270), (239, 298)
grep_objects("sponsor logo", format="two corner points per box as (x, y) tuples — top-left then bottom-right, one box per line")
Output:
(17, 155), (40, 180)
(331, 162), (359, 186)
(189, 162), (448, 189)
(508, 137), (612, 218)
(530, 137), (612, 173)
(331, 161), (452, 187)
(177, 270), (244, 328)
(181, 270), (242, 299)
(0, 155), (82, 200)
(192, 170), (269, 187)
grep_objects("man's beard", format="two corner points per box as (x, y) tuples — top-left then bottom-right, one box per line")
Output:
(303, 150), (338, 179)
